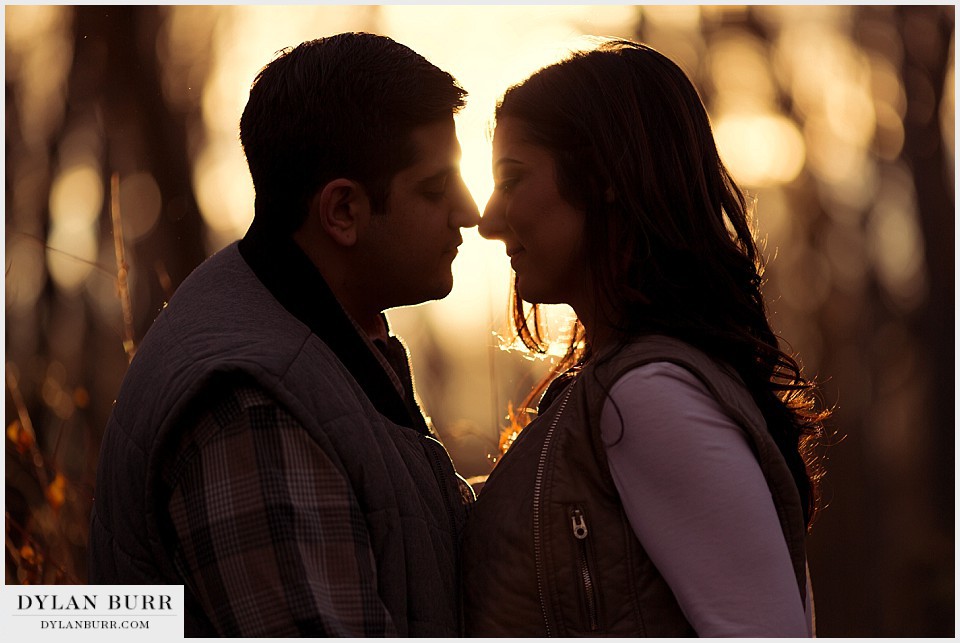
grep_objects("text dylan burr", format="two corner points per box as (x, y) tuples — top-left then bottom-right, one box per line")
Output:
(18, 595), (172, 611)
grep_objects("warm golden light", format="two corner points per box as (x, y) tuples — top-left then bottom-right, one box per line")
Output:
(641, 4), (701, 31)
(192, 139), (255, 250)
(5, 5), (72, 147)
(178, 4), (652, 365)
(940, 40), (955, 168)
(372, 8), (641, 349)
(103, 5), (940, 475)
(46, 162), (103, 291)
(118, 172), (163, 242)
(826, 83), (877, 147)
(714, 113), (806, 186)
(3, 7), (952, 625)
(708, 33), (777, 112)
(804, 116), (879, 209)
(49, 163), (102, 226)
(5, 238), (47, 312)
(867, 165), (927, 310)
(775, 22), (867, 121)
(46, 219), (98, 292)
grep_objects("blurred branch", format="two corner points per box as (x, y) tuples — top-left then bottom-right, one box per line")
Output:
(6, 228), (116, 277)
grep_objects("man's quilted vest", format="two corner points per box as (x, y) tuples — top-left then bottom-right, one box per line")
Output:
(88, 243), (468, 636)
(462, 335), (807, 636)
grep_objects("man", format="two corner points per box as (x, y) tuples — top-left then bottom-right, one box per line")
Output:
(88, 33), (480, 637)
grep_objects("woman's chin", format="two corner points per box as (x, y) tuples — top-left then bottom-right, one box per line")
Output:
(516, 280), (565, 306)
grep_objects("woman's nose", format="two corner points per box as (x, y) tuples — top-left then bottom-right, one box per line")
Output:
(479, 194), (505, 240)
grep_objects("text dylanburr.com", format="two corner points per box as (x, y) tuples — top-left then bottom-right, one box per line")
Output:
(3, 585), (184, 640)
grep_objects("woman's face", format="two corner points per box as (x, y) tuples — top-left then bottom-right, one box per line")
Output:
(479, 117), (588, 309)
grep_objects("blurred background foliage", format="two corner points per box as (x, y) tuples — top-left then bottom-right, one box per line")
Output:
(4, 5), (954, 636)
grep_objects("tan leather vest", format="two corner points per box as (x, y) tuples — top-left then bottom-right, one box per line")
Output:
(462, 335), (807, 636)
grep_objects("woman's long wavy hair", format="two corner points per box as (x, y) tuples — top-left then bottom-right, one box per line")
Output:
(498, 39), (828, 528)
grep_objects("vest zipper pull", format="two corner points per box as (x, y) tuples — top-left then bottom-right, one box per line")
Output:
(571, 507), (588, 539)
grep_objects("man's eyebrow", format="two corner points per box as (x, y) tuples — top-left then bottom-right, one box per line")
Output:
(418, 166), (456, 184)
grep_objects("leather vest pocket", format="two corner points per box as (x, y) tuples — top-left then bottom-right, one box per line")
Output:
(569, 504), (600, 632)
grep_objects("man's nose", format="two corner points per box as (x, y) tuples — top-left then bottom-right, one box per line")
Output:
(450, 175), (480, 229)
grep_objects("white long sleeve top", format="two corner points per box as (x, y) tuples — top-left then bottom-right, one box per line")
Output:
(600, 361), (814, 637)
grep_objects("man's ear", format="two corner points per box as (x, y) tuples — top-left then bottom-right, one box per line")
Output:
(309, 178), (370, 247)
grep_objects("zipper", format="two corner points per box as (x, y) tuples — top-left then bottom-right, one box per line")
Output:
(532, 381), (576, 637)
(424, 435), (459, 539)
(423, 435), (463, 627)
(570, 506), (599, 632)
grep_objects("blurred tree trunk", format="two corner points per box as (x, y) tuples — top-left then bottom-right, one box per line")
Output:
(71, 6), (208, 329)
(9, 6), (210, 582)
(64, 5), (208, 467)
(897, 4), (954, 523)
(892, 4), (955, 634)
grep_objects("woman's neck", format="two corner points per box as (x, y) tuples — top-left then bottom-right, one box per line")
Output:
(574, 304), (620, 364)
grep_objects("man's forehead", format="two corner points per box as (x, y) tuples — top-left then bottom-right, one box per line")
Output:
(406, 119), (461, 168)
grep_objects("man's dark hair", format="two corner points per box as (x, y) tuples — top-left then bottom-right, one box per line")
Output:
(239, 32), (467, 235)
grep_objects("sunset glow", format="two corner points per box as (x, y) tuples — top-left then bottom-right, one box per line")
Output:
(5, 9), (953, 630)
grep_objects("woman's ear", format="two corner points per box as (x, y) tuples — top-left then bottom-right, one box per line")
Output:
(309, 178), (370, 247)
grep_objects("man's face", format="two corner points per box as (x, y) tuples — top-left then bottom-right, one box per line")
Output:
(356, 118), (480, 311)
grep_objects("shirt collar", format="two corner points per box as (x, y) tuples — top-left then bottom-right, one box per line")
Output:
(237, 224), (429, 434)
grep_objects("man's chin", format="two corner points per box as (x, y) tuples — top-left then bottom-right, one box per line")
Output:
(424, 279), (455, 303)
(391, 277), (454, 309)
(428, 269), (455, 301)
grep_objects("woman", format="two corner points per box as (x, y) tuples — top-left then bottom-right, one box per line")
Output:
(462, 39), (828, 637)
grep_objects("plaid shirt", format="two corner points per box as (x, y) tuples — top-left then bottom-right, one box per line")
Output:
(165, 383), (396, 637)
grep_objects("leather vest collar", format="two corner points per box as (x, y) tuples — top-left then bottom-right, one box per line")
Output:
(238, 227), (428, 434)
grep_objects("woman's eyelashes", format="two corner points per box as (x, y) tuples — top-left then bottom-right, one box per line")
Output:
(494, 176), (518, 193)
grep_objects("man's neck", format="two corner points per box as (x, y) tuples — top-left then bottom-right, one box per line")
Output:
(351, 307), (389, 344)
(238, 226), (428, 434)
(292, 230), (387, 343)
(323, 284), (387, 343)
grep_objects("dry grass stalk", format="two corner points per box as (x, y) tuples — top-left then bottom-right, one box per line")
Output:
(110, 172), (137, 362)
(154, 259), (174, 300)
(5, 362), (49, 488)
(6, 513), (80, 584)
